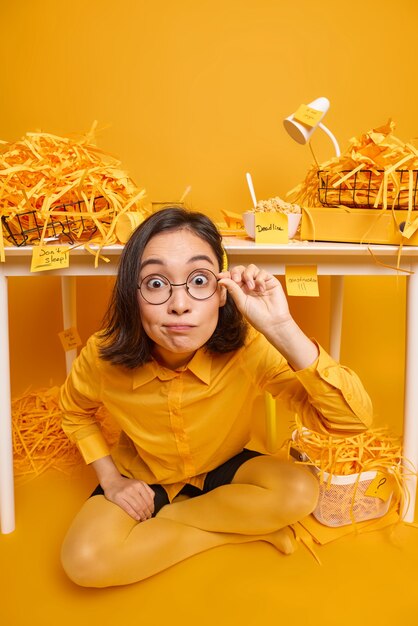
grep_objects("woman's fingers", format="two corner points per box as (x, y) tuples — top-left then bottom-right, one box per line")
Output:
(229, 264), (269, 291)
(108, 479), (155, 522)
(130, 482), (155, 520)
(221, 265), (273, 299)
(119, 498), (148, 522)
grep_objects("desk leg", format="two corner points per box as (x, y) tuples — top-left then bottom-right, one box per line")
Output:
(0, 274), (15, 533)
(403, 268), (418, 522)
(61, 277), (77, 375)
(329, 276), (344, 361)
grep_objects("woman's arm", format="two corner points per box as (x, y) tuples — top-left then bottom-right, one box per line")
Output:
(60, 336), (156, 522)
(219, 264), (319, 370)
(219, 265), (373, 433)
(59, 335), (111, 462)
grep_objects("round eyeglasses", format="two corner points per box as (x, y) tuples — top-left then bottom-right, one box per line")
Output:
(138, 268), (220, 305)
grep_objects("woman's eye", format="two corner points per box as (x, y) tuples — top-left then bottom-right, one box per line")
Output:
(189, 273), (209, 287)
(147, 276), (168, 290)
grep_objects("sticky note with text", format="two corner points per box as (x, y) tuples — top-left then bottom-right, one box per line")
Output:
(255, 212), (288, 244)
(31, 245), (70, 272)
(58, 327), (82, 352)
(285, 265), (319, 297)
(293, 104), (324, 128)
(364, 472), (393, 502)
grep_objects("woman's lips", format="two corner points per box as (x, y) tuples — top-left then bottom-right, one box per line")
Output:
(164, 324), (195, 332)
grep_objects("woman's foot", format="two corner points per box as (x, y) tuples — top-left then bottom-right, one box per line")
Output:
(264, 526), (297, 555)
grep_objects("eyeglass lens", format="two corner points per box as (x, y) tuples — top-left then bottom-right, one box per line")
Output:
(139, 268), (218, 304)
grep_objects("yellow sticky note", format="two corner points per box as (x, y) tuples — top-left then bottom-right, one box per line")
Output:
(293, 104), (324, 128)
(255, 212), (288, 243)
(285, 265), (319, 297)
(31, 245), (70, 272)
(365, 472), (394, 502)
(221, 209), (244, 230)
(401, 216), (418, 240)
(58, 327), (82, 352)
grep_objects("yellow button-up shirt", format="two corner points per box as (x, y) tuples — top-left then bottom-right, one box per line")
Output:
(60, 329), (373, 500)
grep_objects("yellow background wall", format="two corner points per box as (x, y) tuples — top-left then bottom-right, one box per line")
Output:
(2, 0), (415, 434)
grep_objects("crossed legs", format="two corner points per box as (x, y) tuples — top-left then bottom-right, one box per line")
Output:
(61, 456), (319, 587)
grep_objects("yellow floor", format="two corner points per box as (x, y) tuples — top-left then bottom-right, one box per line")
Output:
(2, 465), (418, 626)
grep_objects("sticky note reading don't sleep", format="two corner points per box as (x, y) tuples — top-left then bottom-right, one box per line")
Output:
(285, 265), (319, 297)
(31, 245), (70, 272)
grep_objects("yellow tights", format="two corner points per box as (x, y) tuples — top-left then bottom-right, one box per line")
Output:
(61, 456), (319, 587)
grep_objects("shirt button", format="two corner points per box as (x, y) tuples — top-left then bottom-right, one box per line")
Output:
(323, 369), (329, 378)
(346, 393), (352, 401)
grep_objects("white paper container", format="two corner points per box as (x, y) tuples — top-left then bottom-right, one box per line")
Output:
(243, 211), (301, 239)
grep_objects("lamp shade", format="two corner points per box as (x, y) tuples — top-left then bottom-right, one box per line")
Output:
(283, 97), (330, 144)
(283, 96), (341, 156)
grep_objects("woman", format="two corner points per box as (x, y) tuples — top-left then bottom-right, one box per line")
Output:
(60, 207), (372, 587)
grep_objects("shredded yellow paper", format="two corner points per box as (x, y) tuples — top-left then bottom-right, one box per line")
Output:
(288, 119), (418, 215)
(0, 124), (148, 263)
(252, 196), (301, 214)
(287, 417), (415, 526)
(12, 386), (120, 481)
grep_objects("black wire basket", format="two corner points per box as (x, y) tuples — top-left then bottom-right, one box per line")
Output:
(318, 169), (418, 209)
(1, 195), (112, 246)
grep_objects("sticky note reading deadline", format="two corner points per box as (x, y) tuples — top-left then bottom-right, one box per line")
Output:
(285, 265), (319, 297)
(31, 245), (70, 272)
(58, 327), (82, 352)
(255, 212), (288, 244)
(293, 104), (324, 128)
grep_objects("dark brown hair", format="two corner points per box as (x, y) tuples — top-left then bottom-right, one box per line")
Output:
(99, 206), (248, 368)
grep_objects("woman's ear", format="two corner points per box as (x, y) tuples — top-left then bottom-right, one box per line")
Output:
(218, 284), (227, 307)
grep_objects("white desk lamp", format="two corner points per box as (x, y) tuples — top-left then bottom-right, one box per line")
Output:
(283, 97), (341, 157)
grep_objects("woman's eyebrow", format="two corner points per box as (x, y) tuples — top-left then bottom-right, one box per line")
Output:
(139, 255), (214, 272)
(187, 255), (214, 266)
(139, 258), (165, 272)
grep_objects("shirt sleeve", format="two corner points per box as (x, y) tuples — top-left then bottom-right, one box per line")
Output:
(258, 338), (373, 434)
(59, 334), (111, 464)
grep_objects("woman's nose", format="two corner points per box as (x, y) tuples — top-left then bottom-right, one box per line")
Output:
(167, 285), (191, 314)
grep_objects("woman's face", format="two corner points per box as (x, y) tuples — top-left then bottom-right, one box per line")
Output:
(137, 228), (226, 369)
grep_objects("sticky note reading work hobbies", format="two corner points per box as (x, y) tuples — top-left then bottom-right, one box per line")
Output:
(255, 212), (288, 243)
(285, 265), (319, 297)
(31, 245), (70, 272)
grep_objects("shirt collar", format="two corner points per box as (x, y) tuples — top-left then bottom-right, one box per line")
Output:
(132, 348), (212, 389)
(186, 348), (212, 384)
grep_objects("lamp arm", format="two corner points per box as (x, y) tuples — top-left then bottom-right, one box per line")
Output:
(317, 122), (341, 157)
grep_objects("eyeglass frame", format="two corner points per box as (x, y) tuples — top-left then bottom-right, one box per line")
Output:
(137, 267), (221, 305)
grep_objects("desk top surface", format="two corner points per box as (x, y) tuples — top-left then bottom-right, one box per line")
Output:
(2, 240), (418, 278)
(3, 239), (418, 258)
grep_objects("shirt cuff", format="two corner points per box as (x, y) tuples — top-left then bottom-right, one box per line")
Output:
(294, 342), (373, 427)
(75, 432), (111, 465)
(295, 342), (335, 379)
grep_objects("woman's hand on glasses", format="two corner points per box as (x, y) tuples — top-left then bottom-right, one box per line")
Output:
(219, 264), (291, 329)
(219, 264), (319, 370)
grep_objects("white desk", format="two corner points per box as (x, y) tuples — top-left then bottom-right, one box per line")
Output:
(1, 240), (418, 533)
